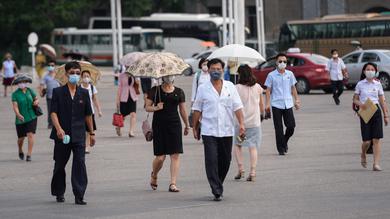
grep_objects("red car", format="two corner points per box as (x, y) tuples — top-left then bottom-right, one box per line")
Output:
(252, 53), (332, 94)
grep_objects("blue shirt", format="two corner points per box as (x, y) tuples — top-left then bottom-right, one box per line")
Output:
(40, 73), (60, 99)
(264, 69), (297, 109)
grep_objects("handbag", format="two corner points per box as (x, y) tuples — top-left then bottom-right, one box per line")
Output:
(40, 88), (47, 97)
(33, 105), (43, 116)
(142, 114), (153, 142)
(112, 109), (124, 127)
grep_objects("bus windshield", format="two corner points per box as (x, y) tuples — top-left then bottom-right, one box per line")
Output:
(141, 32), (164, 50)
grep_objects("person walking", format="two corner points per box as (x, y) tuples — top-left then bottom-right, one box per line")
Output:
(265, 53), (300, 156)
(2, 52), (18, 97)
(233, 65), (265, 182)
(80, 70), (102, 154)
(192, 58), (245, 201)
(50, 61), (95, 205)
(11, 74), (38, 162)
(39, 60), (60, 129)
(191, 58), (209, 105)
(353, 62), (388, 171)
(145, 75), (190, 192)
(326, 49), (348, 105)
(116, 72), (139, 137)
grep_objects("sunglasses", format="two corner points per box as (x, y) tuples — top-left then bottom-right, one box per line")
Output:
(68, 71), (81, 75)
(278, 61), (287, 63)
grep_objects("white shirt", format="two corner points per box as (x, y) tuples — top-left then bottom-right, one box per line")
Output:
(264, 69), (297, 109)
(326, 58), (346, 81)
(192, 80), (243, 137)
(355, 79), (384, 105)
(82, 84), (98, 114)
(191, 71), (210, 102)
(236, 83), (263, 128)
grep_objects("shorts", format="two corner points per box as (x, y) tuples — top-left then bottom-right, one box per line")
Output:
(3, 77), (14, 86)
(16, 118), (37, 138)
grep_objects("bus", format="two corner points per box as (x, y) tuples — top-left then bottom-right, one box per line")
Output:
(279, 13), (390, 56)
(51, 27), (164, 65)
(88, 13), (227, 58)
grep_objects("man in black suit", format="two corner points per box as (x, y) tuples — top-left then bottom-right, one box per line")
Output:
(50, 61), (95, 205)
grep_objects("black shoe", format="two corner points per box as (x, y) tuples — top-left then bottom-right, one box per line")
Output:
(18, 152), (24, 160)
(56, 196), (65, 203)
(26, 156), (31, 162)
(75, 197), (87, 205)
(278, 152), (285, 156)
(213, 195), (222, 202)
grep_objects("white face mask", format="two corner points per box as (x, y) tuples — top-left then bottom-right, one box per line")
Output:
(83, 77), (91, 83)
(277, 62), (287, 70)
(332, 54), (338, 58)
(365, 70), (376, 79)
(18, 83), (27, 89)
(201, 65), (208, 72)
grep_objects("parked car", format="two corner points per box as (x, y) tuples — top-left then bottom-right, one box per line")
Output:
(342, 49), (390, 90)
(252, 53), (331, 94)
(184, 48), (217, 75)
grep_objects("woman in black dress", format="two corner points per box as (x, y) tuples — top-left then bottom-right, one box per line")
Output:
(145, 75), (190, 192)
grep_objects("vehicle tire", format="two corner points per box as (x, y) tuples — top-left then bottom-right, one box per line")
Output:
(378, 72), (390, 90)
(296, 77), (310, 94)
(345, 84), (356, 90)
(322, 87), (333, 94)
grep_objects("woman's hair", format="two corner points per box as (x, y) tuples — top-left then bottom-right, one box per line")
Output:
(237, 64), (257, 87)
(198, 58), (207, 69)
(360, 62), (378, 80)
(81, 70), (91, 77)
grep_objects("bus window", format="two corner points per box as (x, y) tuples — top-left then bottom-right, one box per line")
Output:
(92, 35), (112, 45)
(80, 35), (89, 44)
(54, 35), (68, 45)
(343, 53), (361, 64)
(361, 53), (380, 62)
(346, 22), (365, 38)
(313, 23), (326, 39)
(327, 22), (346, 38)
(141, 33), (164, 50)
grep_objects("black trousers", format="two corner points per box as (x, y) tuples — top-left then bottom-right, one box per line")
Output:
(202, 136), (232, 197)
(272, 107), (296, 154)
(46, 98), (52, 126)
(331, 80), (344, 98)
(51, 141), (88, 199)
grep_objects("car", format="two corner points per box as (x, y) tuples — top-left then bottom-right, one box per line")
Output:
(252, 52), (331, 94)
(342, 49), (390, 90)
(184, 49), (217, 76)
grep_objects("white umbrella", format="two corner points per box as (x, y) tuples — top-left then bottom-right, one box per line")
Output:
(207, 44), (265, 63)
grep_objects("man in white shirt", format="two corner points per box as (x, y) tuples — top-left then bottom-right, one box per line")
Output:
(325, 49), (348, 105)
(192, 58), (245, 201)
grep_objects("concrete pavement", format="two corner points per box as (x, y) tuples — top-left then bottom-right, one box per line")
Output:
(1, 72), (390, 219)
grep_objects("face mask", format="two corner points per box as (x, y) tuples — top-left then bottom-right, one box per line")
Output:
(68, 74), (80, 84)
(202, 65), (208, 72)
(365, 70), (376, 79)
(47, 66), (55, 72)
(332, 54), (338, 58)
(162, 75), (175, 84)
(82, 77), (91, 83)
(210, 71), (222, 80)
(18, 83), (27, 89)
(277, 62), (287, 70)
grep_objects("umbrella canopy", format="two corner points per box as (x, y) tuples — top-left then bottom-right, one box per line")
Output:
(55, 61), (101, 85)
(12, 73), (33, 85)
(39, 44), (57, 60)
(207, 44), (265, 63)
(120, 52), (146, 66)
(126, 52), (190, 79)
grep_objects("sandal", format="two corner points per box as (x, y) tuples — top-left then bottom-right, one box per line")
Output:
(115, 127), (122, 137)
(361, 157), (367, 168)
(246, 174), (256, 182)
(150, 172), (158, 190)
(168, 184), (180, 192)
(234, 170), (245, 180)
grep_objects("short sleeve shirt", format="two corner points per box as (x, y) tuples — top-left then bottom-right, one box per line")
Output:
(326, 58), (346, 81)
(40, 73), (60, 99)
(235, 83), (263, 128)
(355, 79), (384, 104)
(12, 88), (37, 125)
(81, 84), (98, 114)
(264, 69), (297, 109)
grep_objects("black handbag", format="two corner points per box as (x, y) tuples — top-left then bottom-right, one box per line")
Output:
(33, 105), (43, 116)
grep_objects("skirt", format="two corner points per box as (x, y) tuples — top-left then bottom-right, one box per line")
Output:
(16, 118), (37, 138)
(360, 108), (383, 141)
(86, 114), (97, 132)
(233, 126), (262, 148)
(120, 95), (136, 116)
(3, 77), (14, 86)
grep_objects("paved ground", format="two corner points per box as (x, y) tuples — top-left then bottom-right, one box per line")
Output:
(1, 70), (390, 219)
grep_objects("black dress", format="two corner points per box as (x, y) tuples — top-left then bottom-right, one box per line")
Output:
(147, 86), (185, 156)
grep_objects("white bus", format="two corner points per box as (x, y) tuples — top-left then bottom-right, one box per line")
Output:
(88, 13), (228, 58)
(51, 27), (164, 65)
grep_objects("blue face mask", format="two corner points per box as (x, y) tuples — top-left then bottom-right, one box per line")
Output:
(68, 74), (80, 84)
(210, 71), (222, 81)
(47, 66), (55, 72)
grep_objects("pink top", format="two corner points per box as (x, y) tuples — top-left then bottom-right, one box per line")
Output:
(118, 73), (139, 102)
(235, 83), (263, 128)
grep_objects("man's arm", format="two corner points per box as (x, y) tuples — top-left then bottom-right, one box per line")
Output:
(292, 85), (300, 110)
(265, 87), (271, 111)
(192, 110), (202, 140)
(234, 109), (245, 136)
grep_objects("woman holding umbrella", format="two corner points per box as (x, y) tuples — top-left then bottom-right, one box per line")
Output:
(11, 74), (39, 162)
